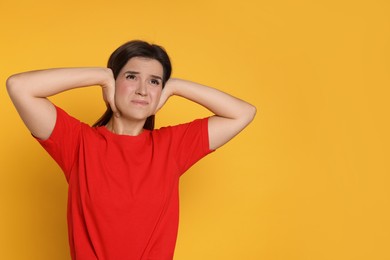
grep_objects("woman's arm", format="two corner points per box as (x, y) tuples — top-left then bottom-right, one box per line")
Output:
(6, 68), (117, 140)
(157, 78), (256, 150)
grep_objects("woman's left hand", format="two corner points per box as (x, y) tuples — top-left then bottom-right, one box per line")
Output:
(154, 78), (176, 113)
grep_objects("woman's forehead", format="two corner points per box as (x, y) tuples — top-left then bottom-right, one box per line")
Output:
(122, 57), (163, 76)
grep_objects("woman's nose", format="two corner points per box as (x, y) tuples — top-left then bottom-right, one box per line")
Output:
(135, 81), (147, 96)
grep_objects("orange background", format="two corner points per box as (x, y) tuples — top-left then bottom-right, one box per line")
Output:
(1, 0), (389, 259)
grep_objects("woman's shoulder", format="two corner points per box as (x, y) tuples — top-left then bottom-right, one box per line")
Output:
(152, 117), (209, 140)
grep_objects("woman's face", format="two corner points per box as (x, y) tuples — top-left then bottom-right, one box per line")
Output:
(114, 57), (164, 122)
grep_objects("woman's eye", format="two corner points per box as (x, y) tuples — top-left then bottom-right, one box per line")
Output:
(151, 79), (160, 85)
(126, 74), (136, 80)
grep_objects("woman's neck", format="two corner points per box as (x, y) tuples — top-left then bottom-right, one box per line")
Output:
(105, 116), (145, 136)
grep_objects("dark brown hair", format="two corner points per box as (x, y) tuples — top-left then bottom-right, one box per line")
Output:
(93, 40), (172, 130)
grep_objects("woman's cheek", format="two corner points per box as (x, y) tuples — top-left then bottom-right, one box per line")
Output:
(115, 82), (131, 96)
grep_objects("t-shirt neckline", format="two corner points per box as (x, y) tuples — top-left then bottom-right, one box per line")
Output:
(97, 125), (151, 140)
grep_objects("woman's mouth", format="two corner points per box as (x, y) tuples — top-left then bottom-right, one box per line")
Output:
(131, 100), (149, 106)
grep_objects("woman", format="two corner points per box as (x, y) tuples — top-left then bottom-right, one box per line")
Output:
(7, 40), (256, 260)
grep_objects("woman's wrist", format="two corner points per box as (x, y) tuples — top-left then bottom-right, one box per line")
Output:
(165, 78), (184, 96)
(95, 68), (114, 87)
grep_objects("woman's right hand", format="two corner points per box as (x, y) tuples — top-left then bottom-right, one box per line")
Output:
(101, 68), (120, 118)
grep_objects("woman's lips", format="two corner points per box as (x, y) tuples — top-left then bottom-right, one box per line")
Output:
(131, 100), (149, 106)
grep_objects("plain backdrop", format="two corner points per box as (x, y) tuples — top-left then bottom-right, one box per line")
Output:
(1, 0), (389, 259)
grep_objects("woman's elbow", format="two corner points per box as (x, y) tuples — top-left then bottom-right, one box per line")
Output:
(244, 103), (257, 124)
(6, 73), (28, 99)
(6, 74), (21, 95)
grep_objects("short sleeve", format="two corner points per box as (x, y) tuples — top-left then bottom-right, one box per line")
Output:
(35, 106), (82, 181)
(170, 117), (215, 175)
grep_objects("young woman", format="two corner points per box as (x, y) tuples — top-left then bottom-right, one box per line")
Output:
(7, 40), (256, 260)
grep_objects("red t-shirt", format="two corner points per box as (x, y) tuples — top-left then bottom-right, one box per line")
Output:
(37, 106), (214, 260)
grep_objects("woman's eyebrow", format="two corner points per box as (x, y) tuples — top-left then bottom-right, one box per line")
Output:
(150, 75), (162, 80)
(124, 71), (140, 74)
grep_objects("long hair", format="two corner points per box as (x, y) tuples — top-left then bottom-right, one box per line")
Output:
(93, 40), (172, 130)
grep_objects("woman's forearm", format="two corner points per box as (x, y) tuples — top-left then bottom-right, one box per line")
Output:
(7, 67), (113, 98)
(163, 78), (256, 150)
(166, 78), (256, 122)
